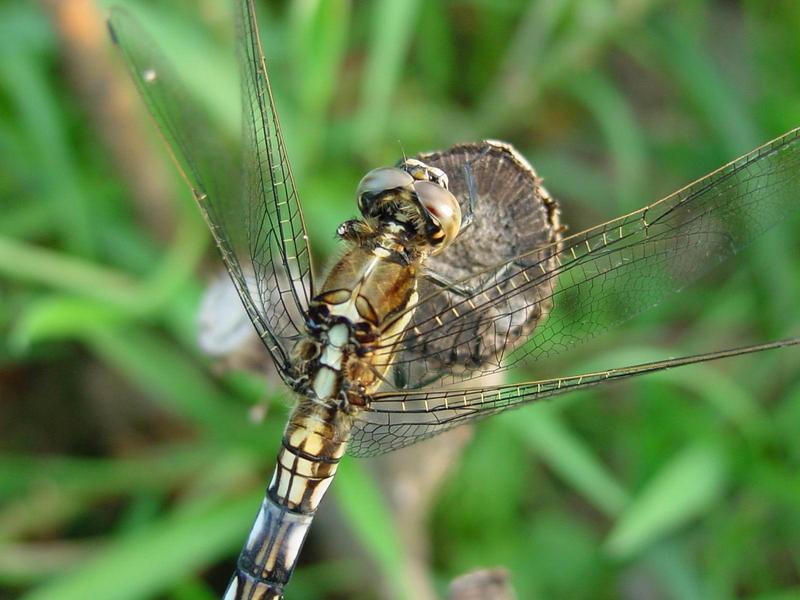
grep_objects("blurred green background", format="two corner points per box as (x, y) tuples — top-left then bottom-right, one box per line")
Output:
(2, 0), (800, 598)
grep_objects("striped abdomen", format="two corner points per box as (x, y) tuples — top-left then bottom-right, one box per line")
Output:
(224, 402), (348, 599)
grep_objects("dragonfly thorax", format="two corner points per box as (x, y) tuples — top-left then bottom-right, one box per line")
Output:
(296, 240), (421, 410)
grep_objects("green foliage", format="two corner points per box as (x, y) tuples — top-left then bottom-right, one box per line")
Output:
(1, 0), (799, 598)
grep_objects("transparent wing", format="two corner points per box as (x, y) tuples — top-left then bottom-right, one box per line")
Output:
(237, 0), (314, 348)
(350, 337), (800, 457)
(108, 3), (313, 378)
(373, 128), (800, 390)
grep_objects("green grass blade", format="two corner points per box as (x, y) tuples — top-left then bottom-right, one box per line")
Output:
(19, 491), (260, 600)
(605, 442), (727, 559)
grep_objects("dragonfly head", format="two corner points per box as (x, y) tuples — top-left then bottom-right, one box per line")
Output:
(355, 160), (462, 254)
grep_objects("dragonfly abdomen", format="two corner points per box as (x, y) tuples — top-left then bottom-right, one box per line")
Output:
(226, 401), (349, 599)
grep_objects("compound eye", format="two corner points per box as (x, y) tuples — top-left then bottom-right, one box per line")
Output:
(356, 167), (414, 212)
(414, 180), (462, 252)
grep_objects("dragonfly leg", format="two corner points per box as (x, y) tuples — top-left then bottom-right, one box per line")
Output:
(424, 259), (519, 298)
(458, 143), (494, 234)
(423, 272), (476, 297)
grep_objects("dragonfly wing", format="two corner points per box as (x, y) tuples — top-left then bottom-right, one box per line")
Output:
(108, 4), (313, 378)
(374, 128), (800, 390)
(237, 0), (314, 349)
(390, 141), (562, 389)
(350, 337), (800, 456)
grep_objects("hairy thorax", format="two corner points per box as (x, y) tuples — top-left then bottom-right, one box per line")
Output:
(295, 243), (419, 408)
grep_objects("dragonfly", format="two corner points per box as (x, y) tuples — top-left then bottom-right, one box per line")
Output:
(108, 2), (800, 598)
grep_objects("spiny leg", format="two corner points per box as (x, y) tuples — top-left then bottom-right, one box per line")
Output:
(458, 143), (493, 235)
(423, 259), (520, 298)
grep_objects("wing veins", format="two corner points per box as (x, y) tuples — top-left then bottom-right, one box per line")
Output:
(108, 7), (298, 373)
(348, 337), (800, 456)
(377, 127), (800, 347)
(241, 0), (313, 331)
